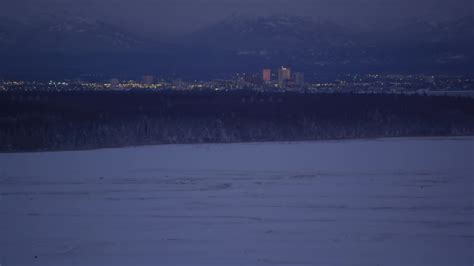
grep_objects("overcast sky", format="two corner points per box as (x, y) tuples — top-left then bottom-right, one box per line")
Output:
(1, 0), (472, 34)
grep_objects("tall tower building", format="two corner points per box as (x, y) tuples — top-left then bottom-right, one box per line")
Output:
(263, 69), (271, 82)
(278, 67), (291, 88)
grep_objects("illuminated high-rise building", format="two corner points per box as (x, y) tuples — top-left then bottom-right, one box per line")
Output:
(278, 67), (291, 88)
(263, 69), (271, 82)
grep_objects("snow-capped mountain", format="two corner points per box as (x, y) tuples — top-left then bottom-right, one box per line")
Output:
(1, 14), (472, 54)
(188, 15), (354, 50)
(0, 16), (146, 53)
(388, 16), (474, 43)
(187, 14), (474, 50)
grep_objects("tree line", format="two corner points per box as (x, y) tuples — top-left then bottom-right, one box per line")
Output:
(1, 90), (474, 151)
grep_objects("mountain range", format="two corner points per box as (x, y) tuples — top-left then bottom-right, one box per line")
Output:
(0, 14), (472, 79)
(0, 16), (147, 53)
(1, 14), (472, 52)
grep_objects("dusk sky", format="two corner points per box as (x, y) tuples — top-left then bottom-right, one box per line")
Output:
(1, 0), (472, 34)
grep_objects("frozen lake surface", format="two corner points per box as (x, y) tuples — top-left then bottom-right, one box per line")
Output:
(1, 137), (473, 265)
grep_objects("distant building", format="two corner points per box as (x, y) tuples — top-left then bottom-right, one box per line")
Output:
(244, 75), (263, 86)
(294, 72), (305, 86)
(109, 78), (120, 89)
(263, 69), (271, 82)
(278, 67), (291, 88)
(142, 75), (154, 85)
(173, 79), (186, 90)
(424, 75), (436, 85)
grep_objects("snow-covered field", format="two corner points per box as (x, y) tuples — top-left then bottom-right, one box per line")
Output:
(1, 137), (473, 266)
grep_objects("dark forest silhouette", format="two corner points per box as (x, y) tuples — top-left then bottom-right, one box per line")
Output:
(1, 90), (474, 151)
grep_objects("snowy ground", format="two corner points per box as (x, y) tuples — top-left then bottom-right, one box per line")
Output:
(1, 137), (473, 266)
